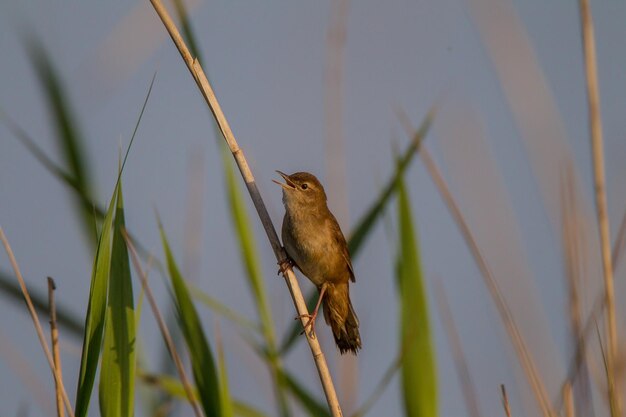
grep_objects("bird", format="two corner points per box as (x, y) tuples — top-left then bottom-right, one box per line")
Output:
(273, 170), (361, 354)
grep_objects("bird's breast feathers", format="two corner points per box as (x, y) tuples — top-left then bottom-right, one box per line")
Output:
(282, 213), (346, 286)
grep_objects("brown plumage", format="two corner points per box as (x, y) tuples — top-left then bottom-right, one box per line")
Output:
(274, 171), (361, 354)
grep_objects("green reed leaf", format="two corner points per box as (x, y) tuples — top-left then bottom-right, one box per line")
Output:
(99, 181), (136, 417)
(160, 224), (222, 417)
(74, 186), (116, 417)
(396, 175), (437, 417)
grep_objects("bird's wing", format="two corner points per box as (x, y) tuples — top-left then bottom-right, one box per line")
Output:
(332, 222), (355, 282)
(343, 248), (355, 282)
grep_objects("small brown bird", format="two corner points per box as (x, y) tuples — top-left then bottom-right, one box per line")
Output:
(274, 171), (361, 354)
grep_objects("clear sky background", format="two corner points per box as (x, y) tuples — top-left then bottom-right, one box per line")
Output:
(1, 1), (626, 417)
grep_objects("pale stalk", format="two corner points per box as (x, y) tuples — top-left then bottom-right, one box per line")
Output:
(578, 1), (620, 415)
(147, 1), (343, 415)
(0, 227), (75, 417)
(48, 277), (65, 417)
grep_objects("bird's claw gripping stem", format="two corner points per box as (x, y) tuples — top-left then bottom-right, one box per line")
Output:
(295, 312), (318, 337)
(277, 254), (294, 275)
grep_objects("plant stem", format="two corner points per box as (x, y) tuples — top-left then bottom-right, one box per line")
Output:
(48, 277), (65, 417)
(147, 1), (343, 415)
(578, 1), (620, 415)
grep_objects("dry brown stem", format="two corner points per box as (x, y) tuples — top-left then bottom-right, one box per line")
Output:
(578, 0), (620, 414)
(0, 227), (75, 417)
(501, 384), (513, 417)
(563, 383), (575, 417)
(147, 1), (342, 415)
(434, 280), (482, 417)
(47, 277), (65, 417)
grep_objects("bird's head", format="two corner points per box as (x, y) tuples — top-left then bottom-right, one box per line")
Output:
(273, 171), (327, 211)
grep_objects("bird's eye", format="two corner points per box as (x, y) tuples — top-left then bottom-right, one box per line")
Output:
(301, 183), (309, 190)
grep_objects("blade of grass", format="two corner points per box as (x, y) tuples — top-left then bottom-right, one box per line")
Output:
(190, 283), (261, 333)
(163, 6), (291, 414)
(348, 108), (434, 255)
(222, 141), (290, 416)
(279, 109), (434, 354)
(282, 371), (331, 417)
(74, 185), (117, 417)
(396, 175), (437, 417)
(159, 223), (222, 417)
(215, 323), (234, 417)
(397, 112), (555, 417)
(99, 181), (136, 417)
(75, 72), (153, 417)
(125, 232), (204, 417)
(26, 38), (96, 243)
(232, 401), (271, 417)
(0, 270), (84, 336)
(349, 354), (401, 417)
(138, 371), (270, 417)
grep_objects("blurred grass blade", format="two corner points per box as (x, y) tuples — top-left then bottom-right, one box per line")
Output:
(139, 371), (269, 417)
(216, 326), (234, 417)
(139, 371), (199, 401)
(190, 283), (261, 333)
(282, 371), (331, 417)
(223, 146), (273, 333)
(222, 145), (290, 416)
(279, 110), (434, 354)
(278, 296), (318, 355)
(172, 0), (202, 60)
(26, 39), (96, 243)
(348, 108), (434, 255)
(396, 175), (437, 417)
(73, 80), (149, 415)
(0, 270), (84, 336)
(99, 181), (136, 417)
(166, 7), (290, 413)
(74, 186), (117, 417)
(232, 401), (271, 417)
(159, 223), (222, 417)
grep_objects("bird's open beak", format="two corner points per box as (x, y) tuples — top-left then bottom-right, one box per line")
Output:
(272, 170), (296, 190)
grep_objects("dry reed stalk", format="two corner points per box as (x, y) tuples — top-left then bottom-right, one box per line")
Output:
(562, 206), (626, 405)
(123, 231), (204, 417)
(47, 277), (65, 417)
(324, 0), (350, 227)
(560, 167), (594, 416)
(147, 1), (343, 415)
(396, 113), (554, 417)
(501, 384), (512, 417)
(578, 1), (620, 414)
(434, 280), (483, 417)
(0, 227), (75, 417)
(324, 0), (356, 410)
(563, 383), (575, 417)
(611, 209), (626, 272)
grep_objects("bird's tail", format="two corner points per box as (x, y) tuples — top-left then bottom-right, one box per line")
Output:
(323, 282), (361, 354)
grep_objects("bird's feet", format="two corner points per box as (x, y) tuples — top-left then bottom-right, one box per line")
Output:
(295, 312), (319, 337)
(277, 255), (295, 275)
